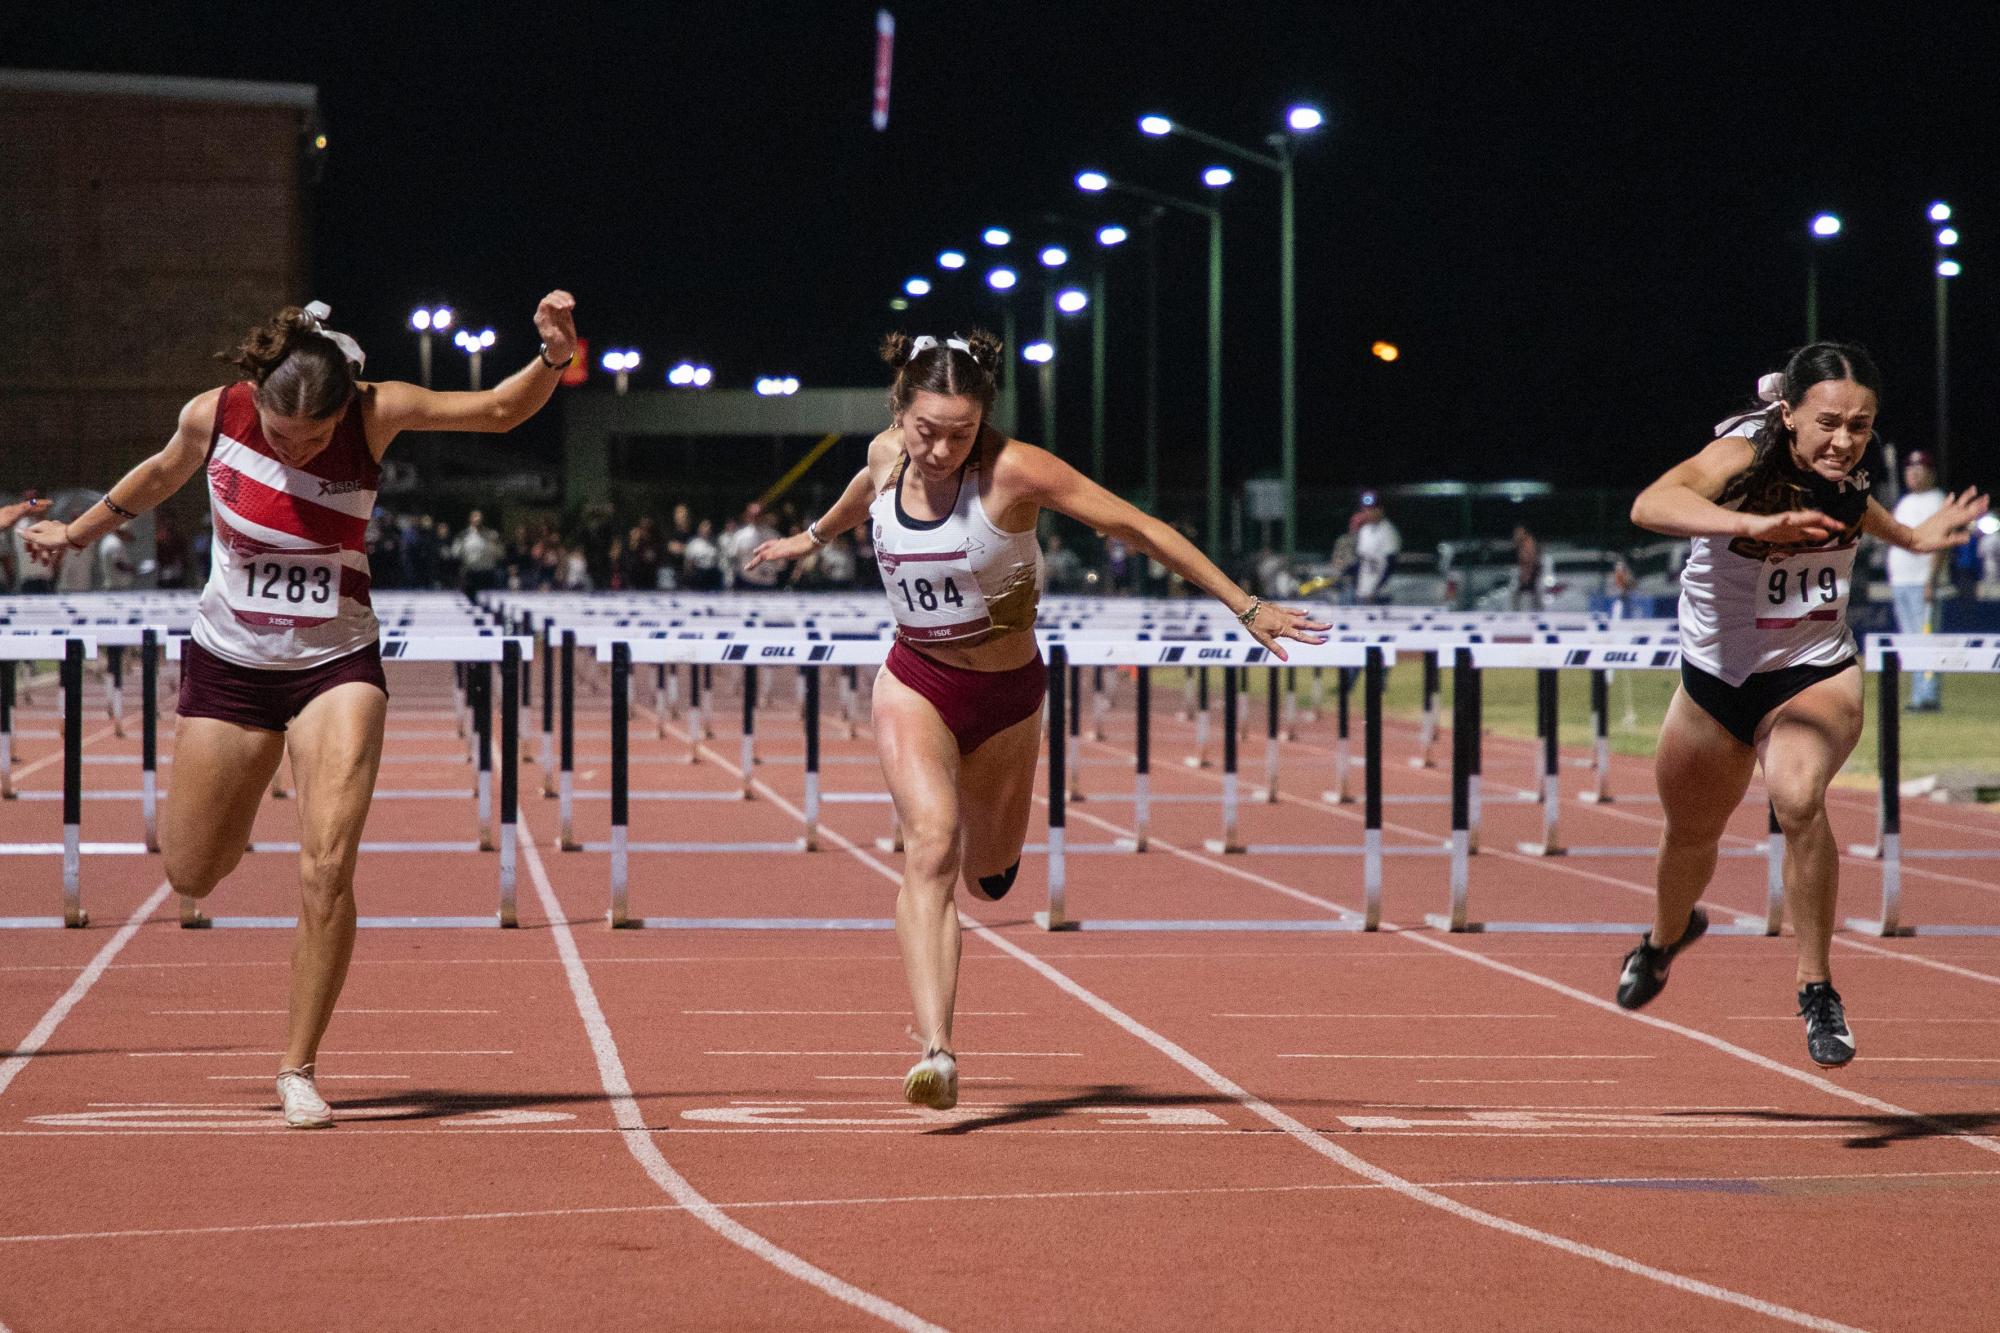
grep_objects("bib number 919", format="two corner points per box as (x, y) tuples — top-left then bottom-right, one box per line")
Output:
(1767, 566), (1839, 606)
(243, 560), (335, 607)
(897, 576), (964, 613)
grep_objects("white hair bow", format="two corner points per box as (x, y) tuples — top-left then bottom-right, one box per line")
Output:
(908, 334), (972, 361)
(1713, 371), (1787, 438)
(301, 301), (366, 374)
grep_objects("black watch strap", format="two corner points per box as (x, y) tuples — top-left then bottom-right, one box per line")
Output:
(539, 343), (574, 370)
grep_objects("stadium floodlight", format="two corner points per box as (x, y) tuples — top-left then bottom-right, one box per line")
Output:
(1022, 341), (1054, 363)
(1202, 166), (1234, 188)
(410, 309), (432, 331)
(987, 267), (1018, 291)
(1286, 105), (1324, 132)
(1076, 170), (1110, 192)
(982, 227), (1011, 246)
(1138, 115), (1171, 136)
(1938, 259), (1963, 278)
(1930, 202), (1953, 223)
(1937, 228), (1959, 247)
(938, 250), (967, 269)
(1372, 341), (1400, 362)
(1810, 213), (1842, 238)
(1040, 246), (1068, 268)
(1056, 288), (1089, 314)
(1097, 224), (1128, 246)
(905, 277), (932, 296)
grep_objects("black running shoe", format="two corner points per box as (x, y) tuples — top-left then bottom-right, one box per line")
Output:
(1615, 908), (1709, 1010)
(1798, 981), (1856, 1067)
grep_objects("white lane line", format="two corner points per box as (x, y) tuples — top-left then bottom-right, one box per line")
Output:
(515, 818), (941, 1333)
(1219, 1012), (1558, 1019)
(129, 1050), (512, 1058)
(1368, 1103), (1786, 1111)
(1279, 1053), (1652, 1061)
(0, 881), (174, 1101)
(815, 1075), (1016, 1082)
(724, 749), (1870, 1331)
(206, 1074), (410, 1081)
(1728, 1016), (2000, 1023)
(5, 722), (119, 784)
(1832, 935), (2000, 987)
(11, 1166), (2000, 1248)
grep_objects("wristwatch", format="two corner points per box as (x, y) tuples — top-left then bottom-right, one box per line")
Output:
(539, 343), (574, 370)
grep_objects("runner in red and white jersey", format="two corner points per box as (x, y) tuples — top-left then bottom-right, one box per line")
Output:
(23, 290), (580, 1126)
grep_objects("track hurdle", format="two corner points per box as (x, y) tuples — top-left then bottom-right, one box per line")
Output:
(1428, 641), (1779, 934)
(596, 637), (890, 929)
(0, 635), (95, 928)
(177, 636), (527, 929)
(1035, 640), (1397, 932)
(1845, 639), (2000, 937)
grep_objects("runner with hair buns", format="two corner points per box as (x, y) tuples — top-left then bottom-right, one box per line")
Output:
(748, 330), (1327, 1109)
(20, 291), (580, 1125)
(1615, 341), (1986, 1065)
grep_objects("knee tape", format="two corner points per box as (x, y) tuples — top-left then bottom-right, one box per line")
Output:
(971, 860), (1020, 902)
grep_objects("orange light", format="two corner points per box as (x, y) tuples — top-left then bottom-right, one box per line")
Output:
(1371, 341), (1400, 362)
(313, 134), (328, 150)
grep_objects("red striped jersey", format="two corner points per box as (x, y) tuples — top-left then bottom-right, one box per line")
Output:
(191, 380), (381, 669)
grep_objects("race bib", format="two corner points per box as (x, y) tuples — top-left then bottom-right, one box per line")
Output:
(878, 548), (991, 642)
(224, 544), (343, 628)
(1754, 550), (1851, 630)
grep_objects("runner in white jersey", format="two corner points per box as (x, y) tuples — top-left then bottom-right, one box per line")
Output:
(1611, 342), (1986, 1067)
(749, 330), (1327, 1109)
(21, 291), (580, 1126)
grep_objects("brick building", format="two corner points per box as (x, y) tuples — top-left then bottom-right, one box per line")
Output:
(0, 70), (319, 534)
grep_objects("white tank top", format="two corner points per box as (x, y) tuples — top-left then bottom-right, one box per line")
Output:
(1678, 454), (1873, 686)
(192, 381), (382, 669)
(868, 448), (1043, 645)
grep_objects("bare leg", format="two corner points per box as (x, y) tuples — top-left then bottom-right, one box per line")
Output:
(1757, 667), (1863, 986)
(280, 681), (388, 1071)
(872, 667), (963, 1055)
(1650, 687), (1756, 945)
(955, 707), (1044, 894)
(162, 716), (286, 898)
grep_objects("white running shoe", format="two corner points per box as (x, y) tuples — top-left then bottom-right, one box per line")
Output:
(276, 1065), (333, 1129)
(902, 1050), (958, 1111)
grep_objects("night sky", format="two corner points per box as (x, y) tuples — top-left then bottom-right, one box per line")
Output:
(11, 1), (1998, 499)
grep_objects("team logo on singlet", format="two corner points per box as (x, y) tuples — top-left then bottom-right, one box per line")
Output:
(318, 477), (368, 497)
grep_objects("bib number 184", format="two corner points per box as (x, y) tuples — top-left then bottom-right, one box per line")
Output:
(897, 576), (964, 613)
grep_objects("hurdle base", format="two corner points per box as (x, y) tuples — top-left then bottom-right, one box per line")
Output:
(1181, 756), (1210, 769)
(1406, 756), (1434, 770)
(1050, 917), (1369, 932)
(1033, 911), (1080, 932)
(616, 916), (897, 930)
(1319, 790), (1355, 805)
(1515, 841), (1566, 857)
(1202, 838), (1247, 855)
(1842, 916), (1908, 938)
(1426, 916), (1781, 935)
(1578, 792), (1616, 805)
(873, 837), (905, 853)
(1845, 917), (2000, 937)
(1846, 843), (1883, 859)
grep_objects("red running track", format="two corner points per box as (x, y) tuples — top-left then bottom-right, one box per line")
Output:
(3, 661), (1999, 1331)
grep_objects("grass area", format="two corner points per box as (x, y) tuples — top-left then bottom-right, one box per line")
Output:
(1182, 662), (2000, 783)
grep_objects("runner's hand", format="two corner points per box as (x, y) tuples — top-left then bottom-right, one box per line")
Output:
(746, 532), (817, 571)
(533, 290), (578, 365)
(1242, 602), (1330, 662)
(0, 497), (49, 531)
(1743, 509), (1835, 546)
(1908, 487), (1990, 553)
(20, 519), (73, 569)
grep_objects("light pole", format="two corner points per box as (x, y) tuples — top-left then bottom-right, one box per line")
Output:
(1140, 105), (1322, 561)
(601, 349), (641, 395)
(1037, 245), (1069, 455)
(453, 327), (495, 390)
(1080, 169), (1226, 553)
(1932, 202), (1960, 481)
(986, 264), (1020, 435)
(1091, 224), (1127, 487)
(409, 305), (453, 388)
(1806, 212), (1841, 342)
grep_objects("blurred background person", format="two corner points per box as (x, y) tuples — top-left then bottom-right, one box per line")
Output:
(1889, 449), (1946, 711)
(1510, 523), (1543, 611)
(1353, 490), (1400, 606)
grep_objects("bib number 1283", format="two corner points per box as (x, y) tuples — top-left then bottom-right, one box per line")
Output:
(243, 560), (335, 607)
(897, 576), (964, 613)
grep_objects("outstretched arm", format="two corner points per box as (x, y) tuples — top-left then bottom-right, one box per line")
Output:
(1004, 444), (1327, 659)
(363, 291), (578, 454)
(1861, 489), (1989, 554)
(20, 392), (216, 566)
(748, 432), (896, 571)
(1631, 437), (1841, 546)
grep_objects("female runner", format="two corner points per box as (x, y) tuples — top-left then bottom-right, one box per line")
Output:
(1615, 342), (1985, 1065)
(750, 331), (1326, 1108)
(23, 292), (579, 1124)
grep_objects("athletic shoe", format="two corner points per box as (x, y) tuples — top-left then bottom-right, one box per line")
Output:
(1798, 982), (1856, 1067)
(276, 1065), (333, 1128)
(1615, 907), (1709, 1010)
(902, 1050), (958, 1111)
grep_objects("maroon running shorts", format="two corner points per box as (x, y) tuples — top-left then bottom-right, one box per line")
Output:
(885, 639), (1047, 756)
(178, 639), (388, 733)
